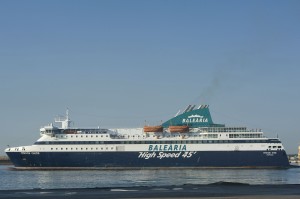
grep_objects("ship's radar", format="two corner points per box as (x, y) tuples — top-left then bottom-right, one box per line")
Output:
(55, 109), (71, 129)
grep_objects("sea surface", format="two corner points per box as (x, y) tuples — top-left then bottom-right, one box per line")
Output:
(1, 165), (300, 190)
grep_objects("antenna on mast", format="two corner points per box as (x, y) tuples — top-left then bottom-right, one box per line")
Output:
(55, 108), (71, 129)
(66, 108), (69, 121)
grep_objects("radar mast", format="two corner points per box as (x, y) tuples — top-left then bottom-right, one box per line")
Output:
(55, 109), (71, 129)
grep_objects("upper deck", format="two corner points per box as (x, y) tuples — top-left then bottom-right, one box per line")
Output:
(39, 105), (266, 140)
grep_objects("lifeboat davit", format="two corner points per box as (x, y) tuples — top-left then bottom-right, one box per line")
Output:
(169, 126), (189, 133)
(143, 126), (163, 132)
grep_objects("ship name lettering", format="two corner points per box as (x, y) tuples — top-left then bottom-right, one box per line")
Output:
(182, 118), (208, 123)
(263, 151), (277, 156)
(148, 144), (186, 151)
(21, 152), (39, 155)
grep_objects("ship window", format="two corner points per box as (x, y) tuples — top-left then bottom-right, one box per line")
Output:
(86, 135), (88, 138)
(91, 148), (93, 150)
(76, 136), (78, 138)
(111, 147), (113, 149)
(51, 148), (53, 150)
(106, 135), (108, 137)
(86, 148), (88, 150)
(91, 136), (93, 138)
(71, 136), (73, 138)
(101, 148), (103, 150)
(61, 148), (63, 150)
(278, 146), (282, 148)
(66, 148), (68, 150)
(71, 148), (73, 150)
(106, 147), (108, 150)
(96, 135), (98, 137)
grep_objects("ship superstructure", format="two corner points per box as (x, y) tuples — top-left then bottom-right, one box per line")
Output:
(5, 105), (290, 169)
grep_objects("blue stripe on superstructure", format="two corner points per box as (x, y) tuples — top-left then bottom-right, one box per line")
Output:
(6, 150), (290, 168)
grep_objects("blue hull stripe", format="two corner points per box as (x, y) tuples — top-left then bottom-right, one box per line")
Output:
(6, 150), (290, 168)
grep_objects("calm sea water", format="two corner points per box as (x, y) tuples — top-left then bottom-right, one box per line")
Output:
(1, 165), (300, 190)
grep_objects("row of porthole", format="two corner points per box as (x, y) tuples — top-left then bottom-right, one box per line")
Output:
(55, 135), (218, 140)
(266, 145), (282, 151)
(57, 135), (110, 138)
(57, 134), (211, 139)
(268, 146), (282, 148)
(50, 147), (114, 151)
(11, 148), (25, 151)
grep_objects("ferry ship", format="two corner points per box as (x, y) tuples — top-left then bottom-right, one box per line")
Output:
(5, 105), (290, 169)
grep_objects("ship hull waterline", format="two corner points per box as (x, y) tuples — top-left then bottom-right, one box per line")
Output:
(6, 150), (290, 169)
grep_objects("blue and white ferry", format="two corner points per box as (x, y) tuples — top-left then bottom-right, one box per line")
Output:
(5, 105), (290, 169)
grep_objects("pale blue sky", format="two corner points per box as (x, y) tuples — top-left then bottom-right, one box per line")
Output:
(0, 0), (300, 154)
